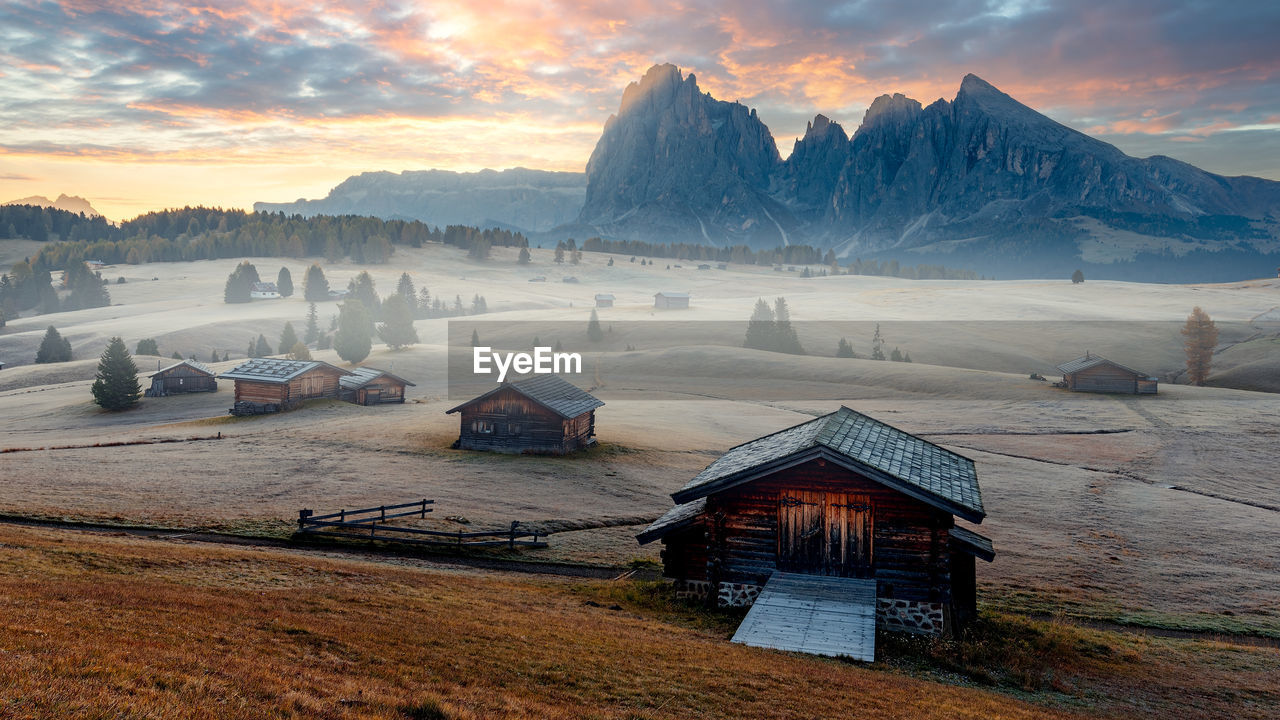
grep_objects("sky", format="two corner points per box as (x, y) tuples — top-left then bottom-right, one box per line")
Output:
(1, 0), (1278, 221)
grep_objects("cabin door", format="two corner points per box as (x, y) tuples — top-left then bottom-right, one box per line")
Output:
(299, 374), (324, 398)
(778, 491), (872, 577)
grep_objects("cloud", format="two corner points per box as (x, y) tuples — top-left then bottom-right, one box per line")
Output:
(0, 0), (1276, 211)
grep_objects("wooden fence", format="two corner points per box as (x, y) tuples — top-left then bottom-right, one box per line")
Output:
(296, 499), (546, 549)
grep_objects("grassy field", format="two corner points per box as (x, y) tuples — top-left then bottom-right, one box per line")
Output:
(2, 523), (1277, 720)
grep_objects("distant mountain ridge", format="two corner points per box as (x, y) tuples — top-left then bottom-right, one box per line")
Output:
(3, 193), (102, 218)
(255, 168), (584, 233)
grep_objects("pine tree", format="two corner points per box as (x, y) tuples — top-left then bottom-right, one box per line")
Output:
(91, 337), (142, 411)
(35, 325), (72, 363)
(247, 338), (258, 358)
(347, 271), (380, 318)
(871, 324), (886, 361)
(397, 273), (417, 315)
(171, 351), (183, 360)
(890, 347), (903, 362)
(223, 261), (258, 304)
(836, 338), (855, 358)
(136, 338), (159, 356)
(303, 263), (330, 302)
(743, 298), (776, 351)
(377, 292), (419, 350)
(554, 243), (565, 264)
(288, 341), (311, 361)
(903, 352), (912, 363)
(1071, 269), (1085, 284)
(255, 334), (273, 357)
(334, 299), (372, 364)
(417, 287), (431, 317)
(518, 247), (531, 265)
(471, 294), (487, 314)
(277, 266), (294, 297)
(773, 297), (804, 354)
(1182, 306), (1218, 385)
(587, 309), (604, 342)
(471, 329), (480, 347)
(304, 303), (320, 344)
(279, 322), (299, 354)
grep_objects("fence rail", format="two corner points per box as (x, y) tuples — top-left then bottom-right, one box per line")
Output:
(296, 499), (545, 549)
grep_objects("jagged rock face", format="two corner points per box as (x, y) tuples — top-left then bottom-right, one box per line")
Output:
(776, 114), (851, 223)
(578, 64), (787, 245)
(254, 168), (584, 233)
(3, 193), (102, 217)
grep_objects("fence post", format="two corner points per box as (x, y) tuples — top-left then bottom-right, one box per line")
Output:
(420, 499), (427, 519)
(380, 505), (386, 522)
(340, 509), (345, 523)
(298, 509), (312, 530)
(509, 521), (519, 550)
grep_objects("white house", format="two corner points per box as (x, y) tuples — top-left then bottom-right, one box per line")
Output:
(250, 282), (281, 299)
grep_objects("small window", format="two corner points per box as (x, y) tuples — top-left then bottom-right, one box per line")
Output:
(472, 421), (493, 434)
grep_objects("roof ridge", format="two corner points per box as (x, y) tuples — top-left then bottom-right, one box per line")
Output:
(714, 410), (831, 455)
(828, 405), (975, 466)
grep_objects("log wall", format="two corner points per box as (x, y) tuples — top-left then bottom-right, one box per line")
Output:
(454, 386), (595, 454)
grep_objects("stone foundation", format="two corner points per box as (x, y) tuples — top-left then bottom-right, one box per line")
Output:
(877, 598), (945, 635)
(716, 582), (762, 607)
(672, 579), (712, 602)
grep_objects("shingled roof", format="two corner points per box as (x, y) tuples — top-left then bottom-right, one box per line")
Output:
(446, 374), (603, 419)
(1056, 353), (1149, 378)
(218, 358), (351, 384)
(150, 359), (214, 377)
(668, 406), (985, 522)
(339, 366), (416, 391)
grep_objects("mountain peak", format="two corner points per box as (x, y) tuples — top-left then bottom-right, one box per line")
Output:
(959, 73), (1000, 95)
(859, 93), (923, 132)
(618, 63), (695, 114)
(802, 114), (847, 143)
(3, 193), (102, 217)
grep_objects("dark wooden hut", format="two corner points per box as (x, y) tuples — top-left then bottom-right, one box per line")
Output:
(340, 367), (415, 405)
(446, 374), (604, 454)
(145, 359), (217, 397)
(638, 406), (993, 638)
(1056, 353), (1157, 394)
(218, 358), (352, 415)
(654, 291), (690, 309)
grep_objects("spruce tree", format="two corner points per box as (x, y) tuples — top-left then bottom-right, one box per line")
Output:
(773, 298), (804, 354)
(288, 341), (311, 361)
(303, 263), (330, 302)
(890, 347), (903, 362)
(254, 334), (273, 357)
(836, 338), (855, 358)
(470, 329), (480, 347)
(91, 337), (142, 411)
(1071, 269), (1085, 284)
(279, 322), (299, 355)
(304, 303), (321, 345)
(518, 247), (531, 265)
(247, 338), (258, 358)
(871, 324), (886, 361)
(136, 338), (159, 356)
(743, 298), (776, 351)
(223, 261), (258, 304)
(171, 351), (183, 360)
(35, 325), (73, 363)
(397, 273), (417, 315)
(1182, 306), (1218, 385)
(347, 271), (380, 317)
(587, 309), (604, 342)
(377, 292), (419, 350)
(277, 266), (294, 297)
(334, 299), (372, 363)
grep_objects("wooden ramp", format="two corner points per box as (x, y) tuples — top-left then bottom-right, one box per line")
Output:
(730, 572), (877, 662)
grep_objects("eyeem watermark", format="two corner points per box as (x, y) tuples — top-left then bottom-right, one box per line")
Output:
(473, 346), (583, 383)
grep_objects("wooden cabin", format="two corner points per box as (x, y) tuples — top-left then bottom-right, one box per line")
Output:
(446, 374), (604, 454)
(340, 367), (415, 405)
(250, 282), (281, 299)
(145, 359), (216, 397)
(218, 358), (352, 415)
(595, 293), (615, 308)
(654, 291), (690, 309)
(1057, 353), (1157, 394)
(638, 406), (994, 637)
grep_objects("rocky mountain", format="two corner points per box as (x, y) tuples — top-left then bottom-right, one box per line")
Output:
(3, 193), (102, 218)
(573, 67), (1280, 279)
(255, 168), (584, 234)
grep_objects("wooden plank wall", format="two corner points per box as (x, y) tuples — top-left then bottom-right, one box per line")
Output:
(1070, 364), (1139, 393)
(234, 380), (288, 405)
(456, 387), (585, 453)
(665, 460), (955, 604)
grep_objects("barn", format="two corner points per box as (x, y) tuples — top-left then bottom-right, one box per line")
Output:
(219, 358), (352, 415)
(638, 406), (993, 647)
(1057, 353), (1157, 394)
(145, 359), (217, 397)
(654, 291), (690, 309)
(446, 374), (604, 454)
(595, 293), (615, 308)
(340, 367), (415, 405)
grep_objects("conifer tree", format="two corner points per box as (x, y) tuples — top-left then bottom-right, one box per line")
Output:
(247, 338), (258, 358)
(304, 303), (320, 345)
(35, 325), (72, 363)
(836, 337), (855, 358)
(303, 263), (330, 302)
(773, 297), (804, 354)
(136, 338), (159, 356)
(347, 271), (380, 317)
(334, 299), (372, 364)
(277, 266), (294, 297)
(172, 351), (183, 360)
(397, 273), (417, 315)
(91, 336), (141, 411)
(518, 247), (531, 265)
(587, 309), (604, 342)
(743, 298), (775, 351)
(223, 261), (258, 304)
(279, 322), (298, 355)
(471, 329), (480, 347)
(871, 324), (886, 361)
(289, 341), (311, 361)
(377, 292), (418, 350)
(890, 347), (903, 362)
(1182, 306), (1218, 385)
(1071, 269), (1085, 284)
(254, 335), (272, 357)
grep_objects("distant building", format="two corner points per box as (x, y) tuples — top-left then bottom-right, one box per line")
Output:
(1056, 353), (1157, 394)
(219, 358), (352, 415)
(654, 291), (690, 309)
(339, 366), (415, 405)
(327, 289), (349, 300)
(528, 276), (546, 283)
(85, 260), (106, 271)
(562, 276), (579, 284)
(446, 374), (604, 455)
(145, 359), (217, 397)
(697, 264), (711, 271)
(595, 293), (615, 308)
(250, 282), (281, 299)
(717, 263), (728, 270)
